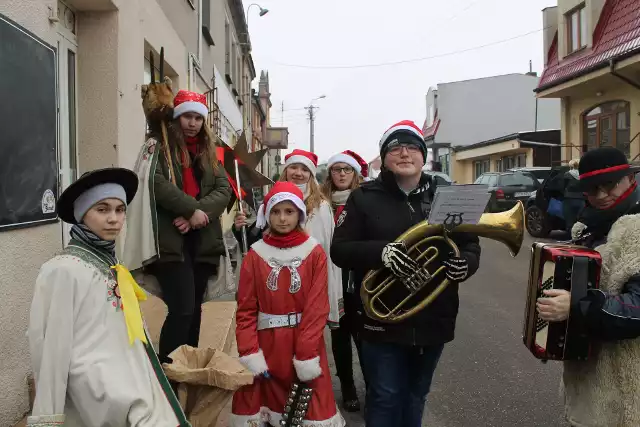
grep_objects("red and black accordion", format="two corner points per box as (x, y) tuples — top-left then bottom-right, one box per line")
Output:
(522, 242), (601, 361)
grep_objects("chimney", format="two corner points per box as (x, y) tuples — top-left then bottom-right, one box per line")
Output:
(542, 6), (558, 66)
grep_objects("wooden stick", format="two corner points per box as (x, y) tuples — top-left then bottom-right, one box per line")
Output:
(160, 120), (176, 185)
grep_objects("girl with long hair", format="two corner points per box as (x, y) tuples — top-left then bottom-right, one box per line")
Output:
(129, 90), (231, 365)
(323, 150), (368, 411)
(233, 149), (343, 329)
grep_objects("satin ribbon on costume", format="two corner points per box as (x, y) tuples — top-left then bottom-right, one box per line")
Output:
(111, 264), (149, 345)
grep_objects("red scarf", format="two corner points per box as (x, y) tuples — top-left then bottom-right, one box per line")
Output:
(607, 181), (638, 209)
(182, 136), (200, 198)
(263, 229), (309, 248)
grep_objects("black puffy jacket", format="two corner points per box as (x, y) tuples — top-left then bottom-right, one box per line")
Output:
(330, 170), (481, 346)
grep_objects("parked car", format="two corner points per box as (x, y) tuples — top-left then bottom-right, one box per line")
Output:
(524, 166), (570, 237)
(507, 167), (552, 184)
(424, 171), (453, 186)
(474, 171), (540, 212)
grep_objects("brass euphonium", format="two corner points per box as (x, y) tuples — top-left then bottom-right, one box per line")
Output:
(361, 201), (525, 324)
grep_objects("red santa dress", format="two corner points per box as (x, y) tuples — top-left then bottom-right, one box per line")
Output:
(230, 235), (345, 427)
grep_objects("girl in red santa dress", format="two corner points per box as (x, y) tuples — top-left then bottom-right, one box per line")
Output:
(233, 149), (344, 330)
(230, 181), (345, 427)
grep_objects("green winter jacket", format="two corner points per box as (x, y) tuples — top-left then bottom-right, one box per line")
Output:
(153, 144), (231, 264)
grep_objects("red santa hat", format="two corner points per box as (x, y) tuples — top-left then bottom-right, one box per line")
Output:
(327, 150), (369, 178)
(172, 89), (209, 119)
(284, 149), (318, 176)
(256, 181), (307, 229)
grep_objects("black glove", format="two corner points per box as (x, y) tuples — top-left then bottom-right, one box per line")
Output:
(382, 242), (419, 279)
(442, 252), (469, 282)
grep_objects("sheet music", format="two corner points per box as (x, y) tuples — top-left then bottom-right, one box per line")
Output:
(428, 184), (490, 226)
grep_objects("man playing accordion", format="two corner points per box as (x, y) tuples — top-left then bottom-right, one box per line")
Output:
(536, 147), (640, 427)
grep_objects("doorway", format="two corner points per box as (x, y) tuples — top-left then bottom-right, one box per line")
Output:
(57, 1), (79, 245)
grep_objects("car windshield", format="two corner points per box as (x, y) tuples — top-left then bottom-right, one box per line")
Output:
(499, 173), (535, 187)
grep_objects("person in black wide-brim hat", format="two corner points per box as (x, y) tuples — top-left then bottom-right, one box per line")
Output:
(27, 167), (190, 426)
(57, 167), (138, 224)
(535, 146), (640, 427)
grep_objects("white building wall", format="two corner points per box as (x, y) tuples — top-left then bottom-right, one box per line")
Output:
(428, 74), (561, 148)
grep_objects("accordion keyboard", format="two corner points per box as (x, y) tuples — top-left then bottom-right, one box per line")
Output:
(535, 277), (554, 332)
(534, 262), (556, 349)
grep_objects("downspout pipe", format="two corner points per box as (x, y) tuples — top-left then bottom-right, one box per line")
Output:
(609, 58), (640, 91)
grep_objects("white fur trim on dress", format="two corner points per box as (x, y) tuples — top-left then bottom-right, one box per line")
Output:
(239, 349), (268, 376)
(285, 155), (317, 176)
(230, 406), (346, 427)
(251, 237), (318, 264)
(256, 191), (307, 229)
(173, 101), (208, 119)
(327, 153), (362, 175)
(293, 356), (322, 382)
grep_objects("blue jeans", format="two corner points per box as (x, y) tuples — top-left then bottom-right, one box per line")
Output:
(361, 340), (444, 427)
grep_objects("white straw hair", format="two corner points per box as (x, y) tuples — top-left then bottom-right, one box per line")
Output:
(73, 183), (127, 222)
(256, 192), (307, 229)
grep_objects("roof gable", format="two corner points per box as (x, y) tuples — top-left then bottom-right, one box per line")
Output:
(537, 0), (640, 91)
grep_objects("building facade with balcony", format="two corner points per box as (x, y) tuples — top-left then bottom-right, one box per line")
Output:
(535, 0), (640, 163)
(0, 0), (258, 423)
(423, 73), (561, 177)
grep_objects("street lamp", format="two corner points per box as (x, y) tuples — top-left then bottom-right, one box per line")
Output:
(246, 3), (269, 26)
(244, 3), (269, 48)
(306, 95), (327, 154)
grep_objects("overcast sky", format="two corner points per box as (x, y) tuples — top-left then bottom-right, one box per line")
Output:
(243, 0), (556, 164)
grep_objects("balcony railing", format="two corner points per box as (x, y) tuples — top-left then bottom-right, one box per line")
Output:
(204, 87), (221, 139)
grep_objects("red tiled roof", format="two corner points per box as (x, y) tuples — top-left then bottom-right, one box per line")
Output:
(537, 0), (640, 91)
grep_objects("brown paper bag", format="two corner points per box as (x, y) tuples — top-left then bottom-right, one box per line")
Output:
(164, 346), (254, 426)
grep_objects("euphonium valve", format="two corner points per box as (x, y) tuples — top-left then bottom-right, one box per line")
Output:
(361, 201), (524, 324)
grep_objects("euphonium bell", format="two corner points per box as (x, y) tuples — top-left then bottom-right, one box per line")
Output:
(361, 201), (525, 324)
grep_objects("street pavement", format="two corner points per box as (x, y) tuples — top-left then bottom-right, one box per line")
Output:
(327, 233), (571, 427)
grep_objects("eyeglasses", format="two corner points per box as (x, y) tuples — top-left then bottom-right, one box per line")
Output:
(387, 144), (421, 156)
(331, 166), (355, 175)
(584, 179), (622, 196)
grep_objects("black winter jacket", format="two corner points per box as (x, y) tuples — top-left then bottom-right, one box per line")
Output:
(330, 170), (481, 346)
(570, 202), (640, 341)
